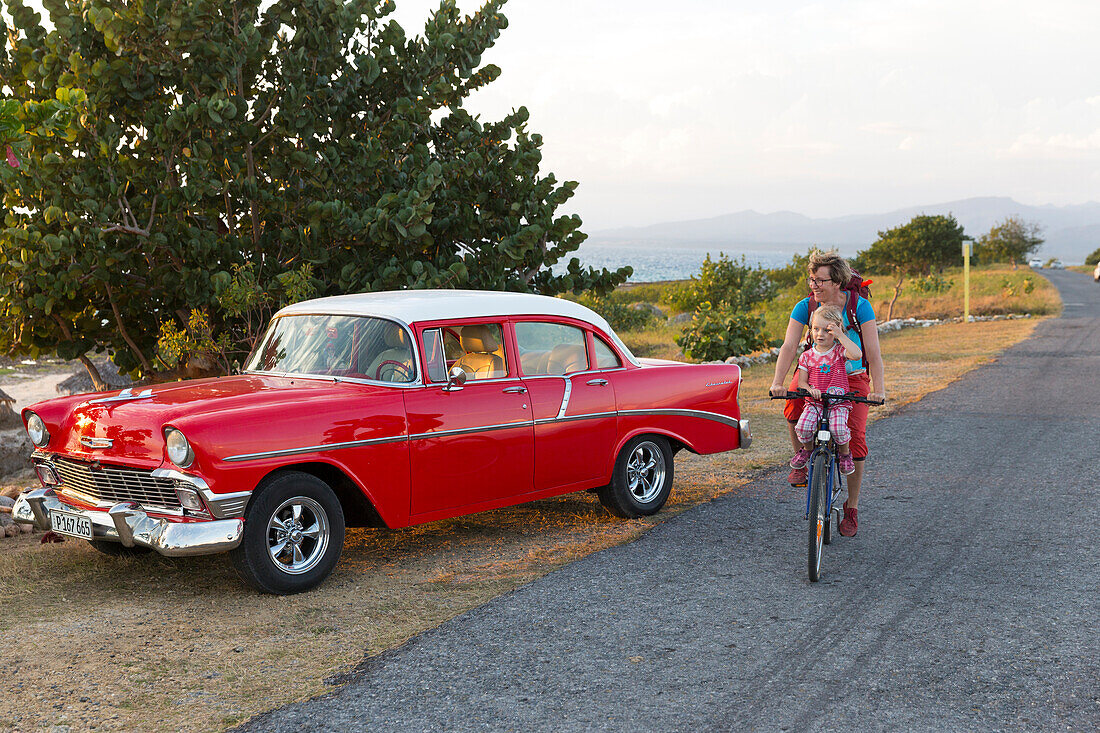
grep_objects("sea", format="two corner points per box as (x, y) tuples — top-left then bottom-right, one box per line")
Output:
(560, 242), (799, 283)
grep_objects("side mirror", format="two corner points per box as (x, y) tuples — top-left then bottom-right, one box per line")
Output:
(444, 365), (468, 391)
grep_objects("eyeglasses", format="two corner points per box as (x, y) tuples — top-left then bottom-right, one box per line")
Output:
(806, 277), (830, 287)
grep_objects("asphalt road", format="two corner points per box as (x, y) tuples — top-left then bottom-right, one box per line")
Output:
(237, 269), (1099, 732)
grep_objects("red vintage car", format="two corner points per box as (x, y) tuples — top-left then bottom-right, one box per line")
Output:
(14, 290), (751, 593)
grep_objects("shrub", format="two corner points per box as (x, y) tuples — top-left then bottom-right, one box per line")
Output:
(663, 253), (776, 313)
(675, 301), (772, 362)
(1086, 247), (1100, 266)
(911, 273), (953, 294)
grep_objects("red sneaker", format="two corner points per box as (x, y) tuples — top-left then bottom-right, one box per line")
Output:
(839, 503), (858, 537)
(789, 447), (812, 468)
(788, 465), (807, 486)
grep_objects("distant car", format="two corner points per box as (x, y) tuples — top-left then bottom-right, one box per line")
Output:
(1093, 261), (1100, 282)
(1049, 260), (1065, 269)
(13, 290), (751, 594)
(1027, 258), (1044, 268)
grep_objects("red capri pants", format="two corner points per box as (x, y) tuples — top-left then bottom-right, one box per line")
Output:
(784, 371), (871, 459)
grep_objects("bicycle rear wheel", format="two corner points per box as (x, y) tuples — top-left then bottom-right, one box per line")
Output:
(807, 452), (827, 582)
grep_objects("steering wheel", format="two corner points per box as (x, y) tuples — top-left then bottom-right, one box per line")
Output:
(375, 360), (412, 382)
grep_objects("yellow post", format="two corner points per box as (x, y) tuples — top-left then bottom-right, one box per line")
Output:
(962, 241), (970, 321)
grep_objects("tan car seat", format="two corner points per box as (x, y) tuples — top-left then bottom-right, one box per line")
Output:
(546, 344), (587, 374)
(366, 327), (414, 382)
(454, 325), (506, 379)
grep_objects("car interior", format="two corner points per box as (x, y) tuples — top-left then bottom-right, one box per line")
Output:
(451, 324), (507, 379)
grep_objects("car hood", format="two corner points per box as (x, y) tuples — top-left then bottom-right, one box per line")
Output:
(29, 374), (381, 467)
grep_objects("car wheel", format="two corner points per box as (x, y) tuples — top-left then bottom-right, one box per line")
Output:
(597, 435), (674, 518)
(231, 471), (345, 595)
(88, 539), (152, 557)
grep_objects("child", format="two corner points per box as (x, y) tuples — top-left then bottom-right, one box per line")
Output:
(789, 304), (863, 475)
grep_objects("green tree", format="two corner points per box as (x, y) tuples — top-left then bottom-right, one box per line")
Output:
(1082, 246), (1100, 266)
(858, 214), (967, 320)
(0, 0), (628, 385)
(975, 216), (1043, 267)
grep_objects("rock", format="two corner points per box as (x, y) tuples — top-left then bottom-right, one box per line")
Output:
(1, 485), (25, 499)
(4, 524), (17, 537)
(669, 312), (693, 325)
(630, 302), (666, 319)
(0, 428), (32, 479)
(19, 522), (33, 533)
(56, 358), (132, 397)
(0, 388), (21, 429)
(0, 495), (14, 508)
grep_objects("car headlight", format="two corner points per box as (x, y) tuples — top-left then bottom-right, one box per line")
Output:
(165, 428), (194, 468)
(26, 412), (50, 447)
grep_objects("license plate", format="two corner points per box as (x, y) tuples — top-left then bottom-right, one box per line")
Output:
(51, 509), (93, 540)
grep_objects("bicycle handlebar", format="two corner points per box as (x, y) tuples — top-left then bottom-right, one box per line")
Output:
(769, 388), (885, 406)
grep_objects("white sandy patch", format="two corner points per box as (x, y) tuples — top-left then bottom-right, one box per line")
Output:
(3, 372), (74, 413)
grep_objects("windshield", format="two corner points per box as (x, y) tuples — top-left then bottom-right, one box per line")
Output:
(245, 315), (417, 383)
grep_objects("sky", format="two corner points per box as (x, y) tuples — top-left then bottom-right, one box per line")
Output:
(388, 0), (1100, 229)
(10, 0), (1100, 230)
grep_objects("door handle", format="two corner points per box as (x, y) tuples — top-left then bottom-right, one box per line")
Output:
(586, 378), (609, 386)
(502, 386), (528, 394)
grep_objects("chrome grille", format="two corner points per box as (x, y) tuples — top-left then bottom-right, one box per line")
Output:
(52, 458), (181, 511)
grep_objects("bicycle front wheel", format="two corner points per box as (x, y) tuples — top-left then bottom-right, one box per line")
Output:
(807, 452), (828, 582)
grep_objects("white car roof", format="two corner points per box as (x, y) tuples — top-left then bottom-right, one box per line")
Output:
(275, 289), (614, 334)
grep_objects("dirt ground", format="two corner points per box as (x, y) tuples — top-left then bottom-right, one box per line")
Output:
(0, 317), (1043, 732)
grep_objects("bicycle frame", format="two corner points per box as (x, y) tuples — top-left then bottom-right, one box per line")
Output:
(803, 396), (844, 525)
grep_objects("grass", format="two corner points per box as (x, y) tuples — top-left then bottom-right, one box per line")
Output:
(0, 309), (1048, 733)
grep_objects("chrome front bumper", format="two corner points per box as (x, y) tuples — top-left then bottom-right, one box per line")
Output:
(739, 418), (753, 449)
(12, 488), (244, 557)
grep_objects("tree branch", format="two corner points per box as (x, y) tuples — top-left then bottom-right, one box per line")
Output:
(51, 314), (107, 391)
(106, 284), (154, 373)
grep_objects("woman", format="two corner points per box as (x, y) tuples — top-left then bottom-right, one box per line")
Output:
(768, 251), (886, 537)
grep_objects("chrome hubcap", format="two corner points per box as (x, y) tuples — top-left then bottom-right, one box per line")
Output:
(626, 441), (666, 504)
(267, 497), (329, 575)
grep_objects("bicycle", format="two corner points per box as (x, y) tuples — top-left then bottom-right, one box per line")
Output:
(772, 388), (884, 582)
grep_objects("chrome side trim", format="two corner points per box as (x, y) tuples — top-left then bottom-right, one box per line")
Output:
(409, 421), (532, 441)
(617, 408), (741, 428)
(224, 434), (408, 462)
(557, 377), (572, 418)
(534, 411), (617, 426)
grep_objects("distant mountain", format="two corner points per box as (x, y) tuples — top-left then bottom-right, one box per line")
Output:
(590, 197), (1100, 262)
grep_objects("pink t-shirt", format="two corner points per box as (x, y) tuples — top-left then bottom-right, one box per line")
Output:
(798, 342), (850, 399)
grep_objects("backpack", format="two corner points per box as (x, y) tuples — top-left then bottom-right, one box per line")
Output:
(804, 271), (873, 371)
